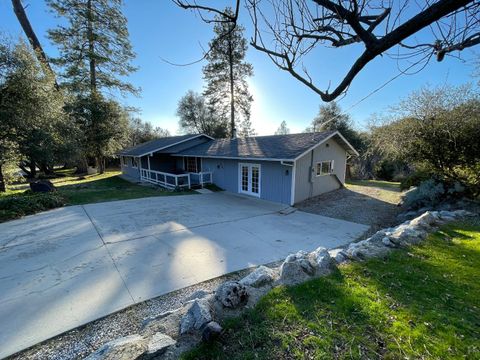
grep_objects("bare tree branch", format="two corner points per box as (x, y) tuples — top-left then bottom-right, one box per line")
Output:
(174, 0), (480, 101)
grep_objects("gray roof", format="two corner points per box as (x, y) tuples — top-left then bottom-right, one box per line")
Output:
(176, 131), (355, 160)
(119, 134), (206, 156)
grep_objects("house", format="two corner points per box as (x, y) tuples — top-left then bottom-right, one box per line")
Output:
(119, 130), (358, 205)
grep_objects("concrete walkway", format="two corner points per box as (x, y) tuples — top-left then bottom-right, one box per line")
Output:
(0, 193), (368, 358)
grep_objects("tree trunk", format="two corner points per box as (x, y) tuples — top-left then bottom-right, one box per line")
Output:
(87, 0), (97, 92)
(0, 164), (6, 192)
(11, 0), (58, 88)
(228, 32), (235, 138)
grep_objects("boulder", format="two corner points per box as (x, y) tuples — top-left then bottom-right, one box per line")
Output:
(180, 298), (212, 335)
(84, 335), (147, 360)
(140, 333), (176, 359)
(239, 266), (278, 287)
(328, 248), (348, 264)
(202, 321), (223, 342)
(345, 239), (391, 260)
(29, 180), (56, 193)
(279, 249), (334, 285)
(388, 223), (428, 246)
(409, 211), (439, 230)
(215, 281), (249, 308)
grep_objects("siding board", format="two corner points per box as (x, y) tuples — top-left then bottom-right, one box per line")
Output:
(294, 138), (347, 203)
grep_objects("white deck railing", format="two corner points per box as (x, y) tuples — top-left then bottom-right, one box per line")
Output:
(140, 169), (212, 189)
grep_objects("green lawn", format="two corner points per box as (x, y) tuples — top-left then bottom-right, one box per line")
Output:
(184, 219), (480, 360)
(0, 169), (195, 222)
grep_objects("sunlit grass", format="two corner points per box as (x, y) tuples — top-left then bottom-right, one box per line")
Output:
(183, 219), (480, 360)
(346, 179), (402, 204)
(0, 169), (195, 221)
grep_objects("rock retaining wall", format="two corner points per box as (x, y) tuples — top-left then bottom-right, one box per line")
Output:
(84, 210), (476, 359)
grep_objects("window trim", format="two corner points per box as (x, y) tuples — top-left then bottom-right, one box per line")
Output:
(315, 160), (334, 177)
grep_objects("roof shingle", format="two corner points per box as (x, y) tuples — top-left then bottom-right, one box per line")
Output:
(119, 134), (203, 156)
(176, 131), (339, 160)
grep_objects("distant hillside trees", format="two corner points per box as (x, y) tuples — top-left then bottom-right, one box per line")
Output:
(128, 117), (170, 146)
(275, 121), (290, 135)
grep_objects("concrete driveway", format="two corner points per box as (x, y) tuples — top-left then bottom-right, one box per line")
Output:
(0, 192), (368, 358)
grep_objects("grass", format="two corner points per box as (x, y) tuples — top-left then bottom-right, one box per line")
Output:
(0, 169), (195, 222)
(183, 219), (480, 360)
(347, 179), (401, 191)
(346, 179), (402, 204)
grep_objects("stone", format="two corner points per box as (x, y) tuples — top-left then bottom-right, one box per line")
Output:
(345, 239), (391, 260)
(29, 180), (56, 193)
(239, 266), (278, 287)
(140, 333), (176, 359)
(382, 237), (394, 247)
(409, 211), (439, 230)
(328, 248), (347, 263)
(180, 299), (212, 335)
(311, 247), (334, 275)
(202, 321), (223, 342)
(140, 308), (186, 339)
(215, 281), (249, 308)
(84, 335), (147, 360)
(279, 249), (333, 285)
(185, 290), (211, 302)
(388, 223), (427, 246)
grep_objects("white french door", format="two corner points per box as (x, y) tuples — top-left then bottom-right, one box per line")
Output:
(238, 163), (261, 197)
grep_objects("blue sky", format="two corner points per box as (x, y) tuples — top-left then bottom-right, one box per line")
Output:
(1, 0), (478, 135)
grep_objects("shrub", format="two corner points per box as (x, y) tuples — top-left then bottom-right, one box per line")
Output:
(400, 170), (433, 190)
(0, 192), (66, 222)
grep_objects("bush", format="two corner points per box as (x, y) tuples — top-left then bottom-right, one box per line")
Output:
(400, 170), (433, 190)
(0, 192), (66, 222)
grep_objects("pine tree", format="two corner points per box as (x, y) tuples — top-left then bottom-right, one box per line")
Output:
(203, 8), (254, 138)
(48, 0), (137, 172)
(48, 0), (137, 96)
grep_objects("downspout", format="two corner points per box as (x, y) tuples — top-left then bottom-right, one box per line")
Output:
(309, 150), (314, 199)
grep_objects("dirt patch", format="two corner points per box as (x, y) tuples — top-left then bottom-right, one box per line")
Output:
(296, 184), (403, 237)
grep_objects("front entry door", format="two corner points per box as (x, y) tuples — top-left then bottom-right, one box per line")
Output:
(239, 163), (261, 197)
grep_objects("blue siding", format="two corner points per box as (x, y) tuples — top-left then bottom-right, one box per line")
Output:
(201, 158), (292, 205)
(121, 156), (140, 179)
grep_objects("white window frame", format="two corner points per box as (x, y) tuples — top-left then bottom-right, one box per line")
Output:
(131, 157), (138, 169)
(315, 160), (334, 176)
(238, 163), (261, 198)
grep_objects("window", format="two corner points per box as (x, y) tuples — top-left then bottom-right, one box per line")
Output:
(315, 160), (334, 176)
(131, 157), (138, 168)
(185, 157), (198, 173)
(121, 156), (127, 167)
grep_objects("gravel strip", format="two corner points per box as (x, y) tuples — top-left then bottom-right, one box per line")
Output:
(7, 261), (279, 360)
(296, 186), (402, 239)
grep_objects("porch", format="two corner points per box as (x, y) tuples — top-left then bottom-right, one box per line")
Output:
(139, 168), (212, 190)
(139, 153), (211, 190)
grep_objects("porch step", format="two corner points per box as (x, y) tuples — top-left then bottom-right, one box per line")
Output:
(196, 188), (214, 194)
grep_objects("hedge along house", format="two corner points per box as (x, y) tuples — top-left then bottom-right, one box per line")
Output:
(119, 130), (358, 206)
